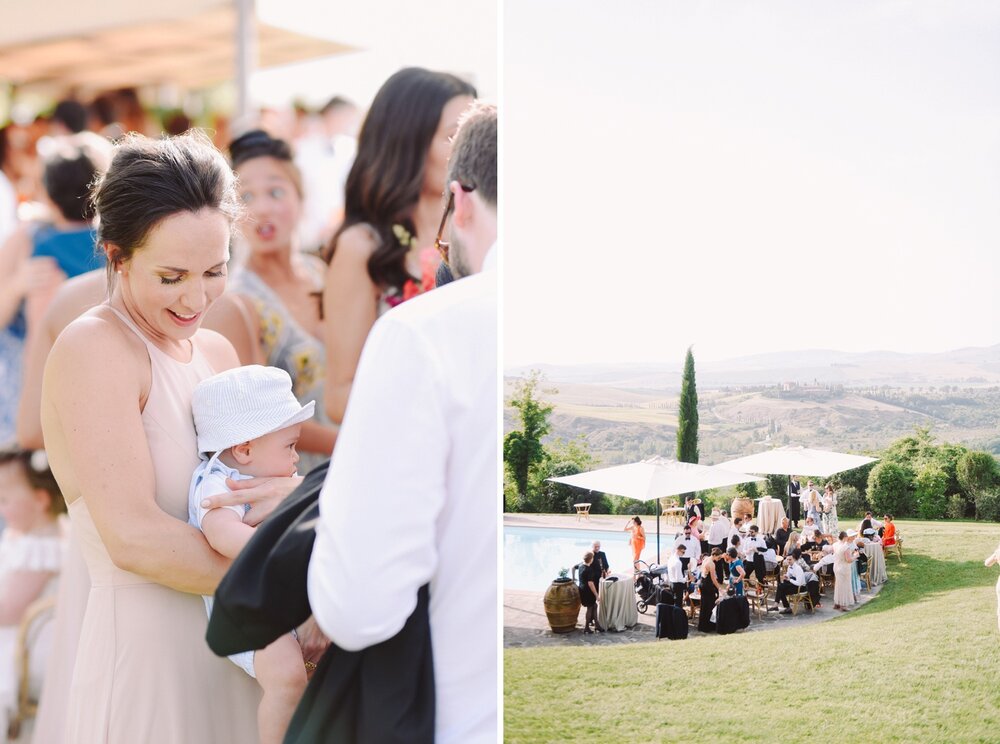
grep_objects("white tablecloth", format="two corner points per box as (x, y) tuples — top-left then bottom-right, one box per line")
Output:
(865, 542), (887, 585)
(756, 497), (786, 535)
(598, 575), (638, 631)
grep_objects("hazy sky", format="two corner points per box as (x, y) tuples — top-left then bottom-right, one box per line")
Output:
(504, 1), (1000, 368)
(255, 0), (497, 107)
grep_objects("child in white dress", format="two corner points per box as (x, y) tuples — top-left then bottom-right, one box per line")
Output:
(188, 365), (314, 744)
(0, 449), (64, 737)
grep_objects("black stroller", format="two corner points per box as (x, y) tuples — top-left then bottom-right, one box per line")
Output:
(634, 561), (673, 614)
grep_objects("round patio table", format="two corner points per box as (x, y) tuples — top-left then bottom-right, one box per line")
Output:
(598, 575), (638, 631)
(756, 496), (786, 535)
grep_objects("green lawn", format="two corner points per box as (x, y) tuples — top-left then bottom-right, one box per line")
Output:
(504, 520), (1000, 743)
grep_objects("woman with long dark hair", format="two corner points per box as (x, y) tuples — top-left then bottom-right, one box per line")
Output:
(322, 67), (475, 424)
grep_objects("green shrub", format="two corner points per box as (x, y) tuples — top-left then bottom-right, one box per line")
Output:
(610, 496), (655, 516)
(836, 485), (867, 519)
(867, 461), (915, 517)
(946, 493), (966, 520)
(914, 466), (949, 519)
(735, 481), (760, 500)
(957, 451), (999, 501)
(974, 490), (1000, 522)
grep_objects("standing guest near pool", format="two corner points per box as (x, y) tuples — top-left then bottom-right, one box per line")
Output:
(578, 551), (604, 633)
(592, 540), (610, 578)
(697, 549), (725, 632)
(787, 475), (802, 528)
(625, 516), (646, 571)
(985, 540), (1000, 632)
(666, 544), (688, 608)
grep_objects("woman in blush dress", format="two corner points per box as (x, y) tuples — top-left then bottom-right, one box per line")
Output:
(41, 132), (301, 743)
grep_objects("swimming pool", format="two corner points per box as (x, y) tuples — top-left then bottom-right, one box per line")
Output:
(504, 525), (677, 591)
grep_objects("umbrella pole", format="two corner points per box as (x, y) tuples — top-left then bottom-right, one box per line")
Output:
(657, 507), (661, 564)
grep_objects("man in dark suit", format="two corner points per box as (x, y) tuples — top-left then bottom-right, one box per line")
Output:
(787, 476), (802, 528)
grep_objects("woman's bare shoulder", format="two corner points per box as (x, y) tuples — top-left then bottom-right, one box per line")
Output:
(332, 223), (380, 263)
(195, 327), (240, 373)
(48, 308), (144, 385)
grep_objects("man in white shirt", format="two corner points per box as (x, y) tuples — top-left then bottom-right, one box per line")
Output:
(776, 557), (808, 613)
(673, 524), (701, 574)
(666, 544), (688, 608)
(743, 524), (769, 583)
(308, 102), (497, 744)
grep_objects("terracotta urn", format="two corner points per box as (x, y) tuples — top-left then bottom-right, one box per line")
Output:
(543, 577), (581, 633)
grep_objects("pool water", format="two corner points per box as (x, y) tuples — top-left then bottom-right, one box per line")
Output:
(504, 526), (677, 591)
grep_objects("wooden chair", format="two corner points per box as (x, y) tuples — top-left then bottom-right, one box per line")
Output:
(6, 595), (56, 741)
(573, 502), (591, 521)
(886, 536), (902, 560)
(787, 588), (814, 616)
(745, 579), (774, 618)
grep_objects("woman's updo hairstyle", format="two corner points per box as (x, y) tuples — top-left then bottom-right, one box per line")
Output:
(227, 129), (303, 197)
(91, 130), (241, 288)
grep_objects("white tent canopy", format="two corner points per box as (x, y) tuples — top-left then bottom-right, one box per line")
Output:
(549, 456), (765, 502)
(716, 446), (878, 478)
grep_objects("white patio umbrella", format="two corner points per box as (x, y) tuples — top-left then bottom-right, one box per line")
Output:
(716, 446), (878, 478)
(548, 456), (765, 562)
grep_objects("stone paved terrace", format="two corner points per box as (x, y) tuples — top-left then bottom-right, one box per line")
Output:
(503, 513), (883, 648)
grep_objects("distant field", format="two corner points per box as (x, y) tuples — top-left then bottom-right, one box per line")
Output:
(504, 520), (1000, 743)
(504, 379), (1000, 465)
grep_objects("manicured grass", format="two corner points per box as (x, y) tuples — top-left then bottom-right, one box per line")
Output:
(504, 520), (1000, 743)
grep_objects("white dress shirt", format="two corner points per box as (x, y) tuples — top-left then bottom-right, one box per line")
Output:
(674, 535), (701, 564)
(786, 561), (806, 587)
(707, 516), (731, 545)
(666, 554), (686, 583)
(308, 251), (497, 744)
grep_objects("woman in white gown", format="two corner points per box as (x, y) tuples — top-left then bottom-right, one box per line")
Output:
(985, 541), (1000, 632)
(832, 531), (855, 611)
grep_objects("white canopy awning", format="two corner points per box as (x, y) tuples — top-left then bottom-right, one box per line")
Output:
(548, 456), (764, 502)
(716, 446), (878, 478)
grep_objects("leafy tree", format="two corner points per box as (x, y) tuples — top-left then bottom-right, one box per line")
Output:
(503, 371), (553, 502)
(867, 461), (915, 517)
(956, 451), (1000, 519)
(835, 485), (868, 519)
(530, 437), (598, 514)
(913, 465), (948, 519)
(764, 474), (788, 499)
(676, 347), (699, 465)
(735, 481), (760, 500)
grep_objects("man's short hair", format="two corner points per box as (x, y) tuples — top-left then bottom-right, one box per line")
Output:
(447, 102), (496, 207)
(52, 99), (88, 133)
(675, 544), (686, 552)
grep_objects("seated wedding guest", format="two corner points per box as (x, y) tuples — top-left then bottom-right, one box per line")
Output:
(774, 517), (791, 556)
(775, 556), (808, 614)
(881, 515), (897, 547)
(801, 516), (820, 541)
(743, 524), (769, 584)
(725, 547), (746, 597)
(784, 530), (801, 555)
(858, 512), (884, 538)
(855, 538), (869, 578)
(673, 523), (701, 574)
(592, 540), (610, 578)
(578, 551), (603, 634)
(666, 544), (688, 609)
(307, 103), (496, 742)
(791, 548), (821, 607)
(0, 448), (64, 736)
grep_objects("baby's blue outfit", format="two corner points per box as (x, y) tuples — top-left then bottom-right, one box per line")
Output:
(188, 455), (256, 677)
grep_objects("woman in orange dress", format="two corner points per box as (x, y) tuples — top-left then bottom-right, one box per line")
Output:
(625, 516), (646, 570)
(881, 515), (897, 547)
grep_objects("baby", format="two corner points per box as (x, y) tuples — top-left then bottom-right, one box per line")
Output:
(188, 365), (314, 744)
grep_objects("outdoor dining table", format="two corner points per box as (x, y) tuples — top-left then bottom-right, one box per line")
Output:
(756, 496), (786, 534)
(598, 575), (638, 631)
(865, 541), (887, 585)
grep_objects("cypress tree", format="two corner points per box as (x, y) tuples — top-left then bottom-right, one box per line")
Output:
(677, 347), (699, 464)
